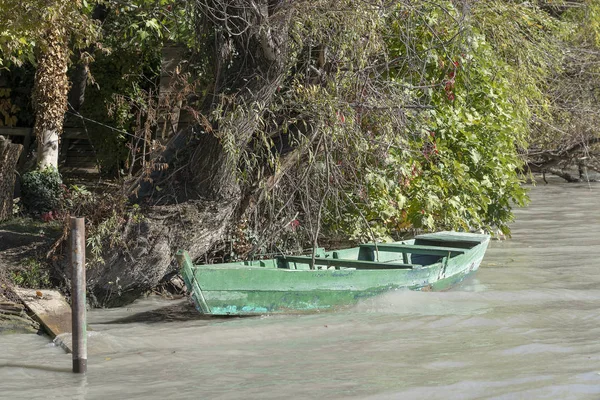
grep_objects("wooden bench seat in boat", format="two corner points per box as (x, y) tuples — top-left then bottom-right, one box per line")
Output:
(359, 243), (468, 265)
(276, 255), (419, 270)
(360, 243), (467, 256)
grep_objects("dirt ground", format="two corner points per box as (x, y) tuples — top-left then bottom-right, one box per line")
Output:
(0, 217), (60, 333)
(0, 219), (61, 289)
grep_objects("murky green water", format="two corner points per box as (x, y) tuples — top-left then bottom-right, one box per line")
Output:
(2, 182), (600, 399)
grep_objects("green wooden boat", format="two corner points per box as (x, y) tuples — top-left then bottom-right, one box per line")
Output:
(176, 231), (490, 316)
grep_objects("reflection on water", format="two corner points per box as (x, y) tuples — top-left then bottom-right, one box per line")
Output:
(1, 182), (600, 399)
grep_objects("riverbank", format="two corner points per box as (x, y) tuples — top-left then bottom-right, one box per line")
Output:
(0, 217), (62, 334)
(0, 217), (62, 286)
(0, 298), (38, 334)
(0, 175), (593, 334)
(0, 215), (182, 334)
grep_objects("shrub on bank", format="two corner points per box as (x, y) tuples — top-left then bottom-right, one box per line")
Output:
(20, 167), (63, 213)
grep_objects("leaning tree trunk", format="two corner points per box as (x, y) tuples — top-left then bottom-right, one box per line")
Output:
(85, 0), (296, 307)
(33, 27), (70, 170)
(0, 137), (23, 221)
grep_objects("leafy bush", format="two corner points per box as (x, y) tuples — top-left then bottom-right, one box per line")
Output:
(10, 257), (51, 288)
(20, 167), (63, 213)
(317, 1), (532, 240)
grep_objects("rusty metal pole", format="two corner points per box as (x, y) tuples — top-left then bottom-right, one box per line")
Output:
(70, 217), (87, 373)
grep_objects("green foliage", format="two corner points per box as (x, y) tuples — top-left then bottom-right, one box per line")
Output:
(86, 210), (122, 265)
(20, 167), (64, 213)
(469, 1), (564, 151)
(201, 0), (542, 248)
(71, 0), (198, 175)
(10, 257), (51, 288)
(102, 0), (195, 48)
(0, 0), (100, 67)
(406, 33), (529, 233)
(63, 184), (94, 212)
(86, 203), (145, 266)
(562, 0), (600, 47)
(318, 1), (531, 239)
(78, 45), (161, 174)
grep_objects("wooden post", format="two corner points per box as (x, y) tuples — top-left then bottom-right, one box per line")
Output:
(70, 217), (87, 373)
(0, 136), (23, 221)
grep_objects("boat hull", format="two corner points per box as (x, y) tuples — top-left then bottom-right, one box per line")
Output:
(177, 231), (489, 316)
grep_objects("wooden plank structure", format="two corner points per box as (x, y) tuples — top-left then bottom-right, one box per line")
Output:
(14, 288), (75, 353)
(279, 255), (417, 270)
(0, 127), (98, 174)
(0, 300), (38, 334)
(360, 243), (467, 256)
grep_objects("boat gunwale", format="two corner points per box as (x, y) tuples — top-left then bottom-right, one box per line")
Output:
(185, 240), (487, 271)
(184, 240), (487, 271)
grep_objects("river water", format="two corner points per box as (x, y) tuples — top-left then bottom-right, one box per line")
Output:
(2, 181), (600, 399)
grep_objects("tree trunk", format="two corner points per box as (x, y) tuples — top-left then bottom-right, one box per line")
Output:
(80, 198), (238, 307)
(156, 44), (186, 140)
(88, 1), (297, 306)
(33, 27), (69, 170)
(0, 137), (23, 221)
(66, 5), (108, 115)
(67, 59), (88, 113)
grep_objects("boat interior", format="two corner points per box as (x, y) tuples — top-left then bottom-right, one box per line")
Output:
(264, 237), (482, 271)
